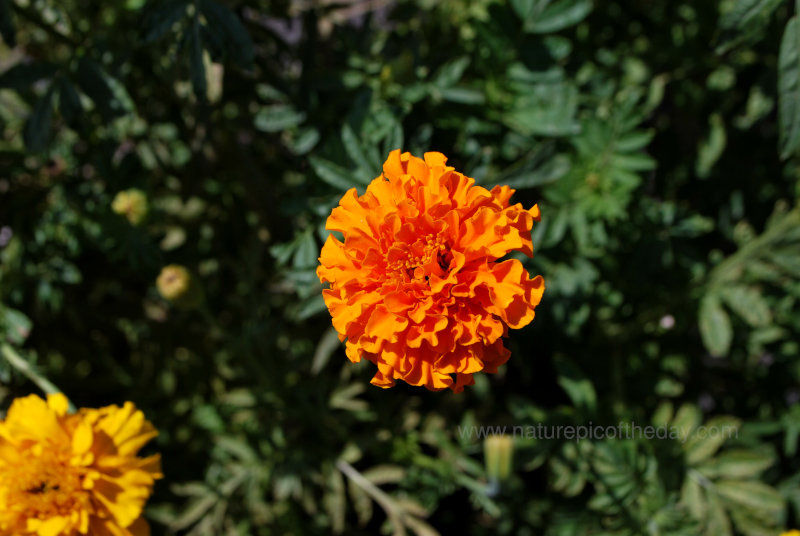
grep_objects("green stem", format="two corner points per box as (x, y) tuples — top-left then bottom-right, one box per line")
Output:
(1, 343), (75, 412)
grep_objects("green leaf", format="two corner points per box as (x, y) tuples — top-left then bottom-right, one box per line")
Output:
(188, 17), (207, 100)
(696, 114), (727, 178)
(431, 56), (470, 88)
(510, 0), (536, 20)
(719, 285), (772, 327)
(717, 0), (785, 53)
(309, 156), (368, 190)
(0, 0), (15, 47)
(554, 356), (597, 415)
(501, 154), (571, 189)
(525, 0), (593, 34)
(197, 0), (254, 68)
(75, 58), (124, 121)
(779, 16), (800, 159)
(719, 0), (784, 30)
(1, 307), (32, 344)
(24, 84), (56, 152)
(715, 480), (785, 514)
(311, 327), (342, 375)
(699, 449), (774, 479)
(254, 105), (306, 133)
(439, 87), (485, 105)
(293, 231), (318, 269)
(342, 123), (379, 173)
(685, 416), (741, 465)
(672, 404), (701, 442)
(502, 83), (579, 136)
(142, 0), (188, 42)
(0, 62), (57, 90)
(57, 78), (83, 128)
(699, 295), (733, 357)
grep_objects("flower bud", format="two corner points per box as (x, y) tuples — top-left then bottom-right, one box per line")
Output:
(111, 189), (148, 226)
(484, 434), (514, 484)
(156, 265), (203, 309)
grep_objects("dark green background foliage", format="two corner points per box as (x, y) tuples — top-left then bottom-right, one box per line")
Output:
(1, 0), (800, 534)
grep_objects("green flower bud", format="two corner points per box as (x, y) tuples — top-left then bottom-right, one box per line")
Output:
(111, 189), (148, 226)
(484, 434), (514, 484)
(156, 265), (203, 309)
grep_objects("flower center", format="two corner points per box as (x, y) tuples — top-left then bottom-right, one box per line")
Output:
(386, 234), (450, 281)
(0, 448), (89, 520)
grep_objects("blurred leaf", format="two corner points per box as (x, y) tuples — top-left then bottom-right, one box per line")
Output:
(254, 105), (306, 133)
(779, 15), (800, 159)
(311, 327), (341, 375)
(431, 56), (470, 87)
(0, 62), (57, 90)
(719, 285), (772, 327)
(715, 480), (785, 514)
(75, 58), (124, 121)
(188, 17), (207, 100)
(696, 114), (727, 177)
(554, 356), (596, 415)
(310, 156), (368, 190)
(197, 0), (254, 68)
(57, 78), (83, 128)
(23, 84), (55, 152)
(699, 295), (733, 357)
(142, 0), (188, 42)
(0, 0), (15, 47)
(525, 0), (593, 34)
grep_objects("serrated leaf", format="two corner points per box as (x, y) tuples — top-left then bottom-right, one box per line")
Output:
(525, 0), (593, 34)
(342, 123), (379, 173)
(254, 105), (306, 133)
(779, 16), (800, 159)
(614, 130), (654, 152)
(719, 285), (772, 327)
(324, 466), (346, 534)
(502, 83), (579, 136)
(309, 156), (368, 190)
(699, 295), (733, 356)
(501, 154), (571, 189)
(170, 492), (218, 531)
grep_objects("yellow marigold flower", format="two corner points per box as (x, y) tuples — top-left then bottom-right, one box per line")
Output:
(781, 531), (800, 536)
(111, 189), (148, 226)
(317, 150), (544, 392)
(156, 264), (203, 309)
(0, 393), (162, 536)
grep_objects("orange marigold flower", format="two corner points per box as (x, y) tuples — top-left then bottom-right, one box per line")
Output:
(317, 150), (544, 392)
(0, 393), (162, 536)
